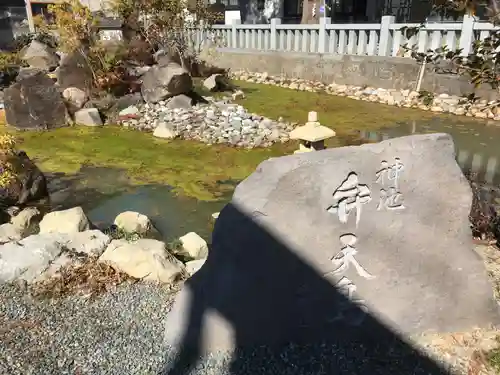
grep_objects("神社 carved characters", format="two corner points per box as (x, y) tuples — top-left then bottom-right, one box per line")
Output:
(375, 158), (406, 211)
(327, 172), (372, 228)
(378, 187), (405, 211)
(375, 157), (404, 189)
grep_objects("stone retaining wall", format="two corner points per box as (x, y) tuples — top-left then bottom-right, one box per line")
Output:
(204, 49), (499, 101)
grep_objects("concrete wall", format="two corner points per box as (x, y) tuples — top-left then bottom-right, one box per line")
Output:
(80, 0), (110, 12)
(204, 49), (499, 100)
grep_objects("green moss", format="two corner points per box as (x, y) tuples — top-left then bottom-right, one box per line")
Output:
(9, 125), (285, 201)
(487, 343), (500, 373)
(2, 82), (456, 201)
(233, 80), (447, 144)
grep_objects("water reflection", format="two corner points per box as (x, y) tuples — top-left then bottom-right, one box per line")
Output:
(359, 119), (500, 188)
(87, 186), (226, 242)
(46, 166), (229, 243)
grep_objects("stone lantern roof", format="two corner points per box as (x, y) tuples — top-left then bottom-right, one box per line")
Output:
(290, 111), (336, 142)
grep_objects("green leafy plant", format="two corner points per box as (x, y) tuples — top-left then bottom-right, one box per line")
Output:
(110, 0), (223, 71)
(103, 225), (143, 241)
(35, 0), (129, 94)
(0, 134), (19, 190)
(0, 52), (23, 72)
(486, 337), (500, 372)
(418, 90), (435, 106)
(9, 32), (58, 53)
(402, 0), (500, 93)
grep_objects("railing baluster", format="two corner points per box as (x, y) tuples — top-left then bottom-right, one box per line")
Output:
(205, 18), (497, 59)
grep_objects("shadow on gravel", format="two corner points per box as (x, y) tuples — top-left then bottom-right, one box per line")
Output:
(159, 202), (450, 375)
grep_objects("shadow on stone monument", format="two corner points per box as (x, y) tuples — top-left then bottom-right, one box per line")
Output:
(159, 201), (452, 375)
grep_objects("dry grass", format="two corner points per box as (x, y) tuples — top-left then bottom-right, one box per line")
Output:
(30, 254), (138, 300)
(414, 328), (500, 374)
(408, 245), (500, 375)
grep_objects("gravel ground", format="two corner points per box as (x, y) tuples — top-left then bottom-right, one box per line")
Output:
(0, 282), (177, 375)
(1, 245), (500, 375)
(1, 281), (455, 375)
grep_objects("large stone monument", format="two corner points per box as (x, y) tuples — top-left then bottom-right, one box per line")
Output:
(161, 133), (499, 374)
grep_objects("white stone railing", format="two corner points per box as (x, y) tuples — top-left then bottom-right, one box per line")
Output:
(204, 15), (499, 57)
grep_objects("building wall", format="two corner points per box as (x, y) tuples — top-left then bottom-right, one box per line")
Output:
(79, 0), (110, 12)
(0, 1), (29, 49)
(242, 0), (434, 24)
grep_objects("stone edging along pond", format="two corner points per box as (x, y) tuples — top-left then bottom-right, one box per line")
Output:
(229, 70), (500, 122)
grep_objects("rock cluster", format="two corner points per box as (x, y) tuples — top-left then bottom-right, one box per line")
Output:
(231, 70), (500, 121)
(0, 206), (213, 285)
(118, 98), (293, 148)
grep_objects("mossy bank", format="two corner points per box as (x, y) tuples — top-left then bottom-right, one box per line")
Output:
(1, 82), (465, 201)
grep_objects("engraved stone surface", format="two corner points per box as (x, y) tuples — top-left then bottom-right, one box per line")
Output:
(162, 133), (499, 358)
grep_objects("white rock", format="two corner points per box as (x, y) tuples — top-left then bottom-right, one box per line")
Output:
(99, 239), (185, 283)
(0, 233), (66, 283)
(35, 230), (110, 281)
(212, 212), (220, 219)
(62, 87), (87, 109)
(153, 123), (178, 139)
(179, 232), (208, 259)
(203, 74), (221, 91)
(231, 90), (245, 100)
(119, 105), (140, 117)
(39, 207), (90, 234)
(11, 207), (41, 235)
(37, 253), (73, 281)
(65, 230), (111, 257)
(74, 108), (103, 126)
(185, 258), (206, 276)
(0, 223), (23, 244)
(114, 211), (151, 234)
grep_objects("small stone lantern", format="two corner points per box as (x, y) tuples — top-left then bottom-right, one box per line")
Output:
(289, 111), (336, 154)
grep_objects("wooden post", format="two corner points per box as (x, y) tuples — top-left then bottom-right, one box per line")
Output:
(25, 0), (35, 33)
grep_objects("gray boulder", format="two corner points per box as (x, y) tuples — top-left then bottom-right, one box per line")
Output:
(4, 72), (68, 130)
(163, 133), (499, 361)
(0, 151), (49, 214)
(20, 40), (59, 71)
(141, 62), (193, 103)
(56, 50), (93, 91)
(166, 94), (193, 110)
(104, 92), (143, 124)
(16, 67), (45, 81)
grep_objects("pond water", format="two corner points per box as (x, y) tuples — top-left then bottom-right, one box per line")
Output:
(86, 186), (227, 243)
(358, 118), (500, 188)
(49, 116), (500, 243)
(47, 167), (229, 243)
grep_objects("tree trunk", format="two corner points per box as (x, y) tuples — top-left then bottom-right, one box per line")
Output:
(301, 0), (319, 24)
